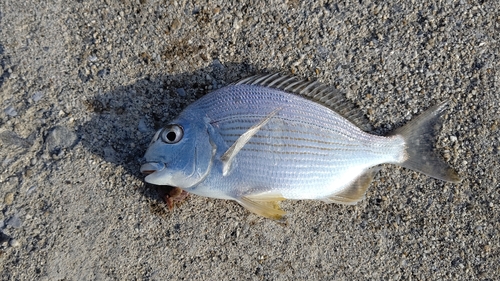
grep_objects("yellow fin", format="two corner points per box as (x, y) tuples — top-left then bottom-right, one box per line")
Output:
(237, 196), (286, 220)
(322, 167), (381, 205)
(244, 192), (286, 202)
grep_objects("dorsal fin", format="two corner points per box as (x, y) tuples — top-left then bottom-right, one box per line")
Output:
(234, 73), (372, 131)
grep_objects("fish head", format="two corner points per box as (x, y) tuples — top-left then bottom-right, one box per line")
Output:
(140, 116), (214, 189)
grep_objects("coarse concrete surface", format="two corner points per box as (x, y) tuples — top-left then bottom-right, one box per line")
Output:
(0, 0), (499, 280)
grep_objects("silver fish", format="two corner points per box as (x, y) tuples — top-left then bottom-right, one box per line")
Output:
(141, 73), (460, 219)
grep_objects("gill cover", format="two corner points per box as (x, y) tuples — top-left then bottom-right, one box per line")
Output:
(142, 116), (215, 188)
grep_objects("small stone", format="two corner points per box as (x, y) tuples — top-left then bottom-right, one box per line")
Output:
(97, 68), (110, 77)
(2, 158), (13, 167)
(32, 91), (44, 102)
(9, 239), (20, 247)
(0, 232), (10, 244)
(45, 126), (78, 155)
(171, 19), (180, 30)
(0, 131), (31, 149)
(4, 106), (17, 117)
(4, 192), (14, 205)
(138, 118), (149, 133)
(212, 59), (224, 70)
(26, 185), (37, 195)
(176, 88), (186, 97)
(103, 146), (116, 162)
(233, 19), (241, 29)
(6, 214), (22, 228)
(78, 69), (90, 83)
(450, 135), (457, 142)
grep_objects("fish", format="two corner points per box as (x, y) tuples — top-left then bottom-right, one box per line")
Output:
(140, 73), (460, 219)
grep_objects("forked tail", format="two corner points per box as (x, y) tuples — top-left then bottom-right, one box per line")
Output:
(391, 102), (460, 182)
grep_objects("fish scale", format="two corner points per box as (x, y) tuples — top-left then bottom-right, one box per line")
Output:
(141, 73), (460, 219)
(191, 85), (402, 198)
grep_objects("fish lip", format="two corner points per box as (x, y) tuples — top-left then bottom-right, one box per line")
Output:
(140, 162), (165, 175)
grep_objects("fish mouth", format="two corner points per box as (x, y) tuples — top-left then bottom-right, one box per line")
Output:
(140, 162), (165, 175)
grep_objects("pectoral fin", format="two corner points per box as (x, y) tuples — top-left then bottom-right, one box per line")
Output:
(221, 108), (281, 176)
(322, 167), (381, 205)
(237, 196), (286, 220)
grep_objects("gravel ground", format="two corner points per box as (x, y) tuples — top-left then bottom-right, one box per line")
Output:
(0, 0), (499, 280)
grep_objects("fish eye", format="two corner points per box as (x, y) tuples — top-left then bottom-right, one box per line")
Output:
(161, 124), (184, 144)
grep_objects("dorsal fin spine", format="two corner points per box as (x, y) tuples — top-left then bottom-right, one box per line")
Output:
(308, 85), (327, 97)
(262, 73), (281, 85)
(233, 73), (372, 131)
(266, 77), (284, 87)
(298, 81), (317, 95)
(313, 88), (330, 100)
(283, 79), (306, 92)
(275, 76), (296, 88)
(251, 75), (268, 85)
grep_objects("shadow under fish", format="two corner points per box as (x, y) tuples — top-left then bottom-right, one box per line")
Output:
(79, 63), (263, 206)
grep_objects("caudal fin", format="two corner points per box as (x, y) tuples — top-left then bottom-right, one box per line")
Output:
(391, 101), (461, 183)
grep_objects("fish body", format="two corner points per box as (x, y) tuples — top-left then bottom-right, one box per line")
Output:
(141, 74), (460, 219)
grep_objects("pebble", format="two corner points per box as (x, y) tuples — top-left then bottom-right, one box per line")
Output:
(2, 158), (13, 168)
(0, 232), (9, 244)
(24, 168), (33, 178)
(103, 146), (116, 161)
(4, 192), (14, 205)
(138, 118), (149, 133)
(4, 106), (18, 117)
(233, 19), (241, 29)
(45, 126), (78, 154)
(26, 185), (37, 195)
(97, 68), (110, 77)
(9, 239), (20, 247)
(175, 88), (186, 97)
(170, 18), (180, 30)
(32, 91), (44, 102)
(211, 59), (225, 71)
(0, 131), (31, 149)
(6, 214), (22, 228)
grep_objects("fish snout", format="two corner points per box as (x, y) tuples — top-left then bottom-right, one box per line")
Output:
(140, 162), (165, 175)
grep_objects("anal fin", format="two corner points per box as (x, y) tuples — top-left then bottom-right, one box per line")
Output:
(237, 196), (286, 220)
(322, 167), (381, 205)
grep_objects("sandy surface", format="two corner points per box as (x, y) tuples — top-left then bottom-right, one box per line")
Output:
(0, 0), (499, 280)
